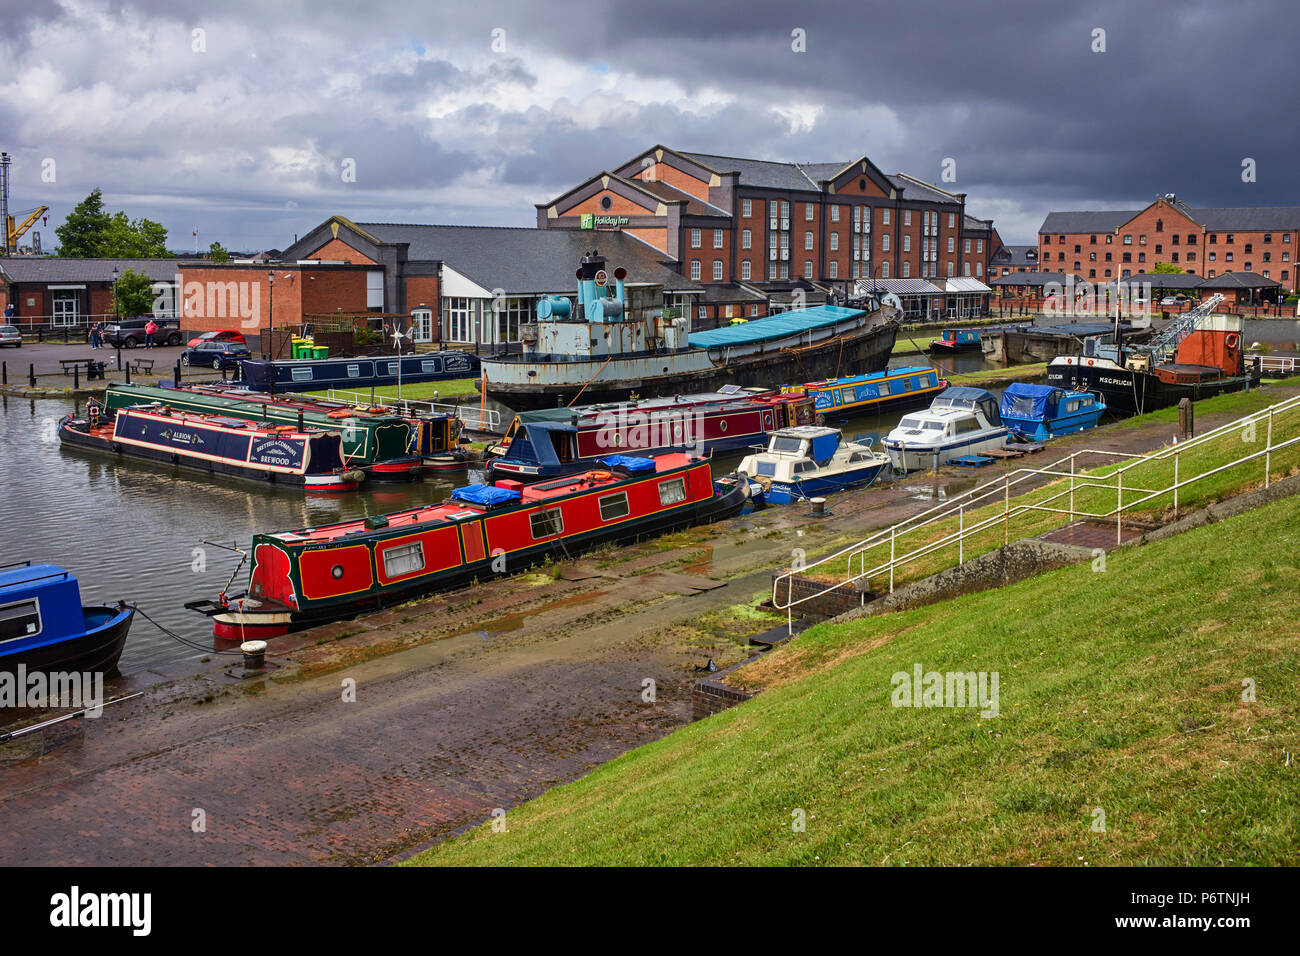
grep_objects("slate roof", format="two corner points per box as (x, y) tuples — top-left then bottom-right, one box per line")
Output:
(352, 223), (701, 295)
(989, 271), (1081, 286)
(0, 257), (183, 283)
(889, 174), (961, 205)
(1117, 272), (1204, 289)
(630, 178), (730, 218)
(993, 245), (1040, 267)
(1195, 271), (1280, 289)
(1041, 205), (1300, 235)
(854, 278), (945, 296)
(699, 282), (767, 304)
(679, 152), (960, 205)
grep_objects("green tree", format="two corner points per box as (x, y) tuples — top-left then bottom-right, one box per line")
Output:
(111, 268), (156, 317)
(1151, 261), (1184, 274)
(55, 189), (169, 257)
(55, 188), (111, 257)
(208, 241), (230, 263)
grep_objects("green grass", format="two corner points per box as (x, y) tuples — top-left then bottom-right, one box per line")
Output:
(409, 489), (1300, 866)
(948, 363), (1048, 386)
(306, 377), (481, 402)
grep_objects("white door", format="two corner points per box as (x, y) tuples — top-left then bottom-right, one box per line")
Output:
(53, 293), (79, 325)
(411, 308), (433, 343)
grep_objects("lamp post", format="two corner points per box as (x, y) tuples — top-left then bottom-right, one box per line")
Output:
(266, 271), (274, 359)
(112, 266), (121, 369)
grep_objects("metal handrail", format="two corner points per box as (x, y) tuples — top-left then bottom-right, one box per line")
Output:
(324, 387), (500, 432)
(773, 392), (1300, 629)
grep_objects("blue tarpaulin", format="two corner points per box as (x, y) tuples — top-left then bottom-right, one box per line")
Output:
(599, 455), (657, 472)
(1000, 383), (1060, 421)
(687, 305), (866, 348)
(452, 484), (521, 506)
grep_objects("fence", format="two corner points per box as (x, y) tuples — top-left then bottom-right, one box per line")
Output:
(772, 393), (1300, 632)
(323, 387), (501, 434)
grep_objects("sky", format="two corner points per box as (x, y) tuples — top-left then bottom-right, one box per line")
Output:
(1, 0), (1294, 252)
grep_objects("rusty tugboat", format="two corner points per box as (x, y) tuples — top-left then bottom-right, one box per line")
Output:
(478, 250), (900, 410)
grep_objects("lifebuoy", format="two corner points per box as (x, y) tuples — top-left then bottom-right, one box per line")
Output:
(326, 409), (352, 419)
(1224, 332), (1239, 349)
(1087, 359), (1094, 366)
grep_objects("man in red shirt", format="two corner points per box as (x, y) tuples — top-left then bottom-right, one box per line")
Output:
(144, 319), (158, 349)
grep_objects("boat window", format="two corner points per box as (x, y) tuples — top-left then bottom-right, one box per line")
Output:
(756, 462), (776, 477)
(346, 364), (361, 378)
(385, 362), (399, 375)
(900, 417), (922, 429)
(0, 600), (41, 643)
(382, 542), (426, 578)
(421, 359), (438, 373)
(769, 436), (804, 453)
(877, 382), (890, 396)
(291, 367), (313, 382)
(1067, 400), (1080, 412)
(530, 508), (564, 539)
(658, 477), (688, 506)
(598, 492), (630, 521)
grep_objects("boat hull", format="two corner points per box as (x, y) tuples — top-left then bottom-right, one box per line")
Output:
(765, 461), (888, 504)
(0, 606), (134, 676)
(883, 429), (1010, 473)
(1046, 361), (1259, 415)
(481, 319), (899, 410)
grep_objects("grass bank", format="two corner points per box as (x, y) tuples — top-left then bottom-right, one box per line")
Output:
(947, 363), (1048, 387)
(409, 488), (1300, 866)
(306, 377), (482, 402)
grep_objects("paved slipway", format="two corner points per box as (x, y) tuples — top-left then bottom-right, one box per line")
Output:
(0, 392), (1290, 866)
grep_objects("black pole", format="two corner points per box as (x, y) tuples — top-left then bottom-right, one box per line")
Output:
(28, 363), (35, 387)
(174, 360), (181, 388)
(115, 344), (122, 370)
(1, 361), (5, 385)
(298, 410), (304, 431)
(125, 362), (131, 385)
(73, 364), (79, 390)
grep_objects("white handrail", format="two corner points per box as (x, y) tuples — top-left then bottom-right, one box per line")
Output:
(324, 387), (501, 432)
(773, 392), (1300, 627)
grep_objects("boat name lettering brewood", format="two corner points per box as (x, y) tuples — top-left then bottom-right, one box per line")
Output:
(0, 665), (103, 715)
(49, 886), (151, 936)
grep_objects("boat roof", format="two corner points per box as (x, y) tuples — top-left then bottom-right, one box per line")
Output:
(513, 386), (793, 425)
(906, 407), (976, 420)
(687, 305), (867, 348)
(796, 365), (936, 388)
(270, 453), (699, 544)
(0, 562), (74, 590)
(113, 384), (406, 422)
(934, 386), (996, 403)
(773, 425), (840, 439)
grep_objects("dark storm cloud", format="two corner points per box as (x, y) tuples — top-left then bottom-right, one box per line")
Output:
(2, 0), (1295, 248)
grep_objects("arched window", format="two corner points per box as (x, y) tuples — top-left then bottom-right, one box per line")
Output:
(1155, 219), (1163, 233)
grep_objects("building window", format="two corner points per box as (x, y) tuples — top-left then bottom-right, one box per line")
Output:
(903, 235), (911, 253)
(442, 296), (476, 343)
(803, 260), (813, 278)
(1209, 234), (1217, 244)
(882, 209), (890, 226)
(1138, 253), (1146, 263)
(1188, 234), (1197, 244)
(1123, 234), (1132, 245)
(713, 230), (724, 249)
(1172, 252), (1179, 263)
(880, 261), (888, 278)
(1226, 252), (1233, 262)
(805, 231), (814, 251)
(830, 233), (839, 251)
(902, 260), (910, 278)
(1209, 252), (1216, 261)
(698, 306), (707, 319)
(492, 296), (531, 344)
(1089, 252), (1096, 261)
(947, 237), (954, 253)
(712, 260), (723, 281)
(741, 228), (752, 250)
(977, 239), (984, 253)
(1090, 234), (1097, 245)
(366, 270), (384, 310)
(882, 234), (890, 252)
(1226, 234), (1234, 243)
(830, 205), (840, 223)
(1155, 219), (1163, 232)
(1139, 235), (1147, 245)
(964, 239), (972, 254)
(690, 229), (701, 248)
(904, 210), (912, 226)
(750, 305), (758, 316)
(1104, 269), (1111, 278)
(742, 199), (752, 218)
(963, 262), (971, 277)
(948, 213), (955, 228)
(690, 260), (701, 280)
(805, 203), (814, 221)
(1187, 252), (1196, 262)
(1074, 244), (1081, 254)
(828, 260), (838, 279)
(740, 260), (751, 280)
(1245, 243), (1253, 254)
(946, 261), (954, 277)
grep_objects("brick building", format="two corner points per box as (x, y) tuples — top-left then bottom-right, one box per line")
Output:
(1038, 196), (1300, 290)
(536, 146), (1004, 326)
(987, 244), (1040, 280)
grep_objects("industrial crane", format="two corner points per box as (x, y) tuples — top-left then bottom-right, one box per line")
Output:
(6, 205), (49, 250)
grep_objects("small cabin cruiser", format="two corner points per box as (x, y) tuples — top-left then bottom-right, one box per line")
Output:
(0, 562), (134, 676)
(881, 387), (1009, 473)
(737, 426), (890, 505)
(999, 383), (1106, 441)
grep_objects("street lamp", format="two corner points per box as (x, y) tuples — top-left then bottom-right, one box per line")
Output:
(112, 266), (121, 369)
(266, 271), (274, 359)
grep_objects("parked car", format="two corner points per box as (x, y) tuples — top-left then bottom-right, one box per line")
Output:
(1159, 295), (1189, 306)
(0, 325), (21, 348)
(181, 340), (252, 369)
(105, 317), (183, 348)
(186, 329), (248, 348)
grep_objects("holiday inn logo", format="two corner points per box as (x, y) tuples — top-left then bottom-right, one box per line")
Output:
(580, 213), (594, 229)
(580, 214), (630, 230)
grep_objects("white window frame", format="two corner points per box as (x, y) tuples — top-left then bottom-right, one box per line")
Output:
(529, 508), (564, 539)
(382, 541), (425, 578)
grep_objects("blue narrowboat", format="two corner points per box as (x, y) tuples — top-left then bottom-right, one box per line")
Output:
(239, 351), (480, 394)
(780, 366), (947, 420)
(0, 562), (134, 675)
(999, 383), (1107, 441)
(929, 328), (982, 354)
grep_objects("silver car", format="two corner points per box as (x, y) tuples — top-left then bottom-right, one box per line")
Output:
(0, 325), (21, 348)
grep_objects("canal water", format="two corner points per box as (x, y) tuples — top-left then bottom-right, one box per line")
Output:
(0, 348), (1004, 674)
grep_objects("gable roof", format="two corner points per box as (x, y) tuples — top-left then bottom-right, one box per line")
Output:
(351, 223), (701, 295)
(889, 174), (961, 206)
(1041, 204), (1300, 235)
(680, 151), (821, 191)
(1040, 210), (1140, 234)
(993, 244), (1040, 267)
(1196, 271), (1280, 289)
(630, 178), (730, 217)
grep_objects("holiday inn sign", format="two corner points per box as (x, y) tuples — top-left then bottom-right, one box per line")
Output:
(580, 214), (630, 230)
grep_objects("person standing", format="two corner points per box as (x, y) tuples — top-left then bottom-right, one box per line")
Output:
(89, 322), (101, 349)
(144, 318), (157, 349)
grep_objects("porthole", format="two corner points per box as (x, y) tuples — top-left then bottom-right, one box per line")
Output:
(601, 196), (612, 210)
(719, 420), (728, 432)
(331, 564), (344, 580)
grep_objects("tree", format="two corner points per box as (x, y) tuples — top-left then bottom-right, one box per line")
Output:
(112, 268), (156, 318)
(208, 241), (230, 263)
(1151, 261), (1184, 274)
(55, 189), (111, 257)
(54, 189), (169, 257)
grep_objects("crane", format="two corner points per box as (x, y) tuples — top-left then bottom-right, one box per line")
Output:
(7, 205), (49, 250)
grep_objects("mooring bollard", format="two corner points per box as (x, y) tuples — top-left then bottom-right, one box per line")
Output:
(809, 497), (827, 516)
(2, 361), (6, 385)
(124, 362), (132, 385)
(28, 363), (35, 387)
(240, 640), (267, 670)
(174, 360), (181, 388)
(73, 364), (80, 390)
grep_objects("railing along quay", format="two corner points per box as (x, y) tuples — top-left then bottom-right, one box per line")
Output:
(772, 393), (1300, 632)
(324, 387), (501, 434)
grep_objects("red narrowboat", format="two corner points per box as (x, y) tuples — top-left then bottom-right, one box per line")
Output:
(190, 453), (746, 639)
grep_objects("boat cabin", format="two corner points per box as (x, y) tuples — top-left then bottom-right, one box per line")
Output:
(0, 563), (86, 658)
